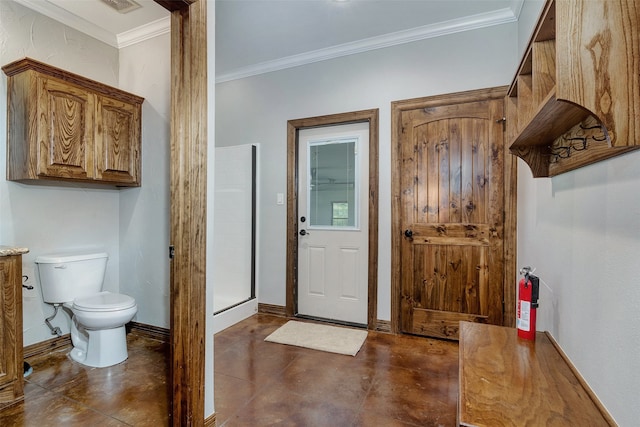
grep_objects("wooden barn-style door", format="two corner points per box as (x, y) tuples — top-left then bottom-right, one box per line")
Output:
(391, 87), (517, 340)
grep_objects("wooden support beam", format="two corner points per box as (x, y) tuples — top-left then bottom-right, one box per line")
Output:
(155, 0), (208, 424)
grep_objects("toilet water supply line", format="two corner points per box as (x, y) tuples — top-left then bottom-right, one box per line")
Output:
(23, 273), (63, 337)
(23, 273), (61, 336)
(45, 304), (63, 337)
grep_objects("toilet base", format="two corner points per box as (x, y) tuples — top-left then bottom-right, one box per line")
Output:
(70, 325), (129, 368)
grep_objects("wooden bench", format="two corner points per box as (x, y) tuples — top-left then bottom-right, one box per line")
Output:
(458, 321), (616, 426)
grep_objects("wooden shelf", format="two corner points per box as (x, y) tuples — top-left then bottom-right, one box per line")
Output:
(458, 322), (615, 426)
(507, 0), (640, 177)
(510, 90), (590, 148)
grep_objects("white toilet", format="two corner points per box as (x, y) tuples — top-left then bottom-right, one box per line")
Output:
(35, 252), (138, 368)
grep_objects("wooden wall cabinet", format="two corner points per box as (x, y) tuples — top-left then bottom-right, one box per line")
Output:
(507, 0), (639, 177)
(0, 254), (23, 409)
(2, 58), (144, 187)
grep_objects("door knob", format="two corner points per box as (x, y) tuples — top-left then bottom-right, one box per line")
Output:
(404, 229), (413, 238)
(299, 229), (310, 236)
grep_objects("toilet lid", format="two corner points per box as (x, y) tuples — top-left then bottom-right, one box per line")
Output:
(73, 291), (136, 311)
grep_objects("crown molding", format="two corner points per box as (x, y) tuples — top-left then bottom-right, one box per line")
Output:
(13, 0), (169, 49)
(216, 7), (518, 84)
(511, 0), (525, 19)
(14, 0), (118, 46)
(117, 16), (170, 48)
(14, 0), (522, 80)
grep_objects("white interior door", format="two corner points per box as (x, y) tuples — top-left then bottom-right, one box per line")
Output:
(298, 122), (369, 325)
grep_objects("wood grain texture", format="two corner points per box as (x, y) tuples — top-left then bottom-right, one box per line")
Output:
(509, 145), (550, 178)
(516, 74), (534, 131)
(508, 0), (640, 177)
(392, 87), (512, 340)
(392, 87), (512, 334)
(502, 97), (518, 328)
(557, 0), (639, 147)
(22, 334), (71, 359)
(5, 71), (36, 181)
(257, 303), (287, 317)
(458, 321), (615, 427)
(286, 109), (379, 329)
(166, 0), (207, 425)
(94, 95), (141, 184)
(0, 255), (24, 410)
(129, 321), (170, 342)
(532, 40), (556, 105)
(510, 91), (590, 149)
(286, 119), (298, 318)
(204, 413), (216, 427)
(548, 115), (639, 177)
(2, 58), (143, 186)
(38, 76), (92, 180)
(2, 58), (144, 104)
(154, 0), (195, 12)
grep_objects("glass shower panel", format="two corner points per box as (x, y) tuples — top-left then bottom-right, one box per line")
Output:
(213, 144), (256, 314)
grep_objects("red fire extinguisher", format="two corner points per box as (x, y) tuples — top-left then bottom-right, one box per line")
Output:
(517, 267), (539, 341)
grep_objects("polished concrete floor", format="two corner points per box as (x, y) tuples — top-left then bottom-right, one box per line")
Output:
(0, 314), (459, 426)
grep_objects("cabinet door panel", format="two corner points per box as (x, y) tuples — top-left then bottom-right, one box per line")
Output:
(0, 256), (23, 408)
(95, 95), (141, 185)
(4, 58), (143, 187)
(37, 77), (93, 179)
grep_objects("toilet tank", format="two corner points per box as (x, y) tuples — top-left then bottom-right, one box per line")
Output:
(35, 252), (108, 304)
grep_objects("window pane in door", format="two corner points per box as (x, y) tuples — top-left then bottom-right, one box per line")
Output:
(308, 138), (358, 229)
(332, 202), (349, 226)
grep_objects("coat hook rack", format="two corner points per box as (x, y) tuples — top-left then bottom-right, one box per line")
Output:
(548, 118), (608, 163)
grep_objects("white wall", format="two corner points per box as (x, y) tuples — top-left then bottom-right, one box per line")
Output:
(0, 0), (121, 345)
(517, 154), (640, 426)
(516, 0), (545, 58)
(516, 1), (640, 424)
(215, 23), (519, 321)
(118, 34), (171, 328)
(1, 0), (171, 343)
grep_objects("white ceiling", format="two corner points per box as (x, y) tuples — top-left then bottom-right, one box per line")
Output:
(14, 0), (523, 82)
(14, 0), (170, 47)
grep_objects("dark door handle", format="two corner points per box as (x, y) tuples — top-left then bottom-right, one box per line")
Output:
(404, 229), (413, 238)
(299, 229), (310, 236)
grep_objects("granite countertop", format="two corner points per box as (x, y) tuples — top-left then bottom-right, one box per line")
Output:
(0, 246), (29, 257)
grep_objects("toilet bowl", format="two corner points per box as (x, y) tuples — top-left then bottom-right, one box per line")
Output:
(64, 291), (138, 367)
(69, 291), (137, 329)
(35, 252), (138, 368)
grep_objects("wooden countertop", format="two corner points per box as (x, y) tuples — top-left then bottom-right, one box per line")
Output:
(458, 321), (615, 426)
(0, 246), (29, 257)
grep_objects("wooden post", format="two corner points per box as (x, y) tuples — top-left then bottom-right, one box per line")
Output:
(156, 0), (208, 424)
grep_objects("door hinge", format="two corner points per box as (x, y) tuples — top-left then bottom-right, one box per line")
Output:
(169, 245), (175, 260)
